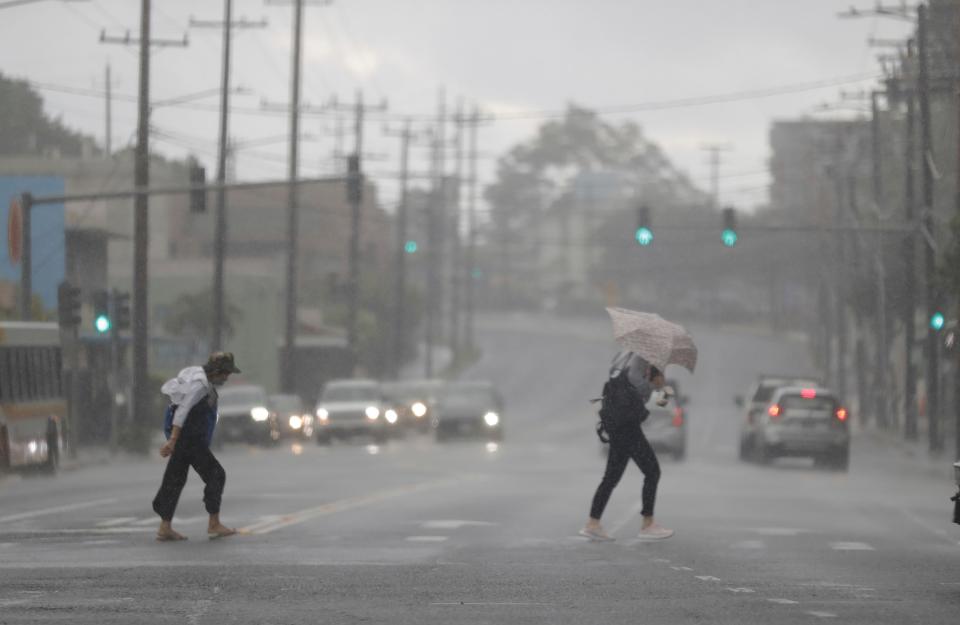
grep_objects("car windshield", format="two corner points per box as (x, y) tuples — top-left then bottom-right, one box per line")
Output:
(219, 388), (266, 407)
(383, 382), (441, 402)
(270, 396), (301, 412)
(780, 395), (837, 419)
(438, 385), (497, 408)
(323, 385), (379, 402)
(753, 378), (818, 403)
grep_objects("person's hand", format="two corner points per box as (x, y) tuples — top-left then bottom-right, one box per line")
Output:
(159, 440), (176, 458)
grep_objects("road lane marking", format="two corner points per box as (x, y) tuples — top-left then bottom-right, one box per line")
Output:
(671, 566), (694, 571)
(806, 611), (837, 618)
(751, 527), (806, 536)
(767, 598), (799, 605)
(421, 520), (497, 530)
(695, 576), (721, 582)
(241, 475), (477, 535)
(731, 540), (766, 549)
(96, 517), (137, 527)
(829, 542), (874, 551)
(406, 536), (449, 543)
(725, 587), (756, 594)
(0, 527), (151, 535)
(0, 599), (32, 607)
(0, 498), (118, 524)
(431, 602), (551, 607)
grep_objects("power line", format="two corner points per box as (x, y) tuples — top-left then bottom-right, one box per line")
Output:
(23, 72), (884, 123)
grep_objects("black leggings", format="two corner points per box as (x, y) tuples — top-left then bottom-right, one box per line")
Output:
(152, 440), (226, 521)
(590, 430), (661, 520)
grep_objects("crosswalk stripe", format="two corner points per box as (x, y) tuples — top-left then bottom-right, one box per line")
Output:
(829, 542), (874, 551)
(0, 498), (118, 524)
(96, 517), (137, 527)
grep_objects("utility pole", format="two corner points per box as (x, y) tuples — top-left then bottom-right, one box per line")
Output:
(265, 0), (330, 392)
(464, 105), (481, 351)
(383, 120), (428, 379)
(191, 3), (267, 353)
(324, 91), (389, 359)
(917, 4), (941, 452)
(104, 63), (112, 156)
(100, 1), (188, 446)
(425, 89), (447, 377)
(954, 5), (960, 460)
(903, 39), (920, 441)
(870, 90), (890, 428)
(449, 100), (465, 356)
(701, 143), (733, 209)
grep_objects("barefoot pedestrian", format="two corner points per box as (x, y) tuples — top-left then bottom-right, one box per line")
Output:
(152, 352), (241, 542)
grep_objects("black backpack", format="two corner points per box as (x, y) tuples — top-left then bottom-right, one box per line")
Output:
(593, 367), (647, 443)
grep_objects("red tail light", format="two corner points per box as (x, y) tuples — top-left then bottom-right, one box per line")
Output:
(800, 388), (817, 399)
(836, 407), (848, 422)
(672, 408), (684, 427)
(768, 404), (781, 418)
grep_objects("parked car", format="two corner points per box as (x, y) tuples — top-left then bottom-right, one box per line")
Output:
(216, 385), (279, 445)
(432, 381), (504, 442)
(381, 379), (445, 433)
(737, 374), (821, 461)
(314, 379), (394, 444)
(741, 386), (850, 470)
(270, 393), (313, 440)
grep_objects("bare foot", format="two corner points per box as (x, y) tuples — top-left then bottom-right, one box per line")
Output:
(156, 527), (187, 542)
(207, 523), (237, 540)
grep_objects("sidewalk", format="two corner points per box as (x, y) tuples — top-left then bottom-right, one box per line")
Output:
(857, 423), (957, 482)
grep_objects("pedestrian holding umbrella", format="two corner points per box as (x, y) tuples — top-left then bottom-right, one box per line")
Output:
(580, 308), (697, 542)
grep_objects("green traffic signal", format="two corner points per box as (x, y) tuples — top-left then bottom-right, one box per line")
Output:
(931, 312), (946, 331)
(635, 227), (653, 246)
(94, 314), (111, 334)
(722, 229), (738, 247)
(404, 240), (418, 254)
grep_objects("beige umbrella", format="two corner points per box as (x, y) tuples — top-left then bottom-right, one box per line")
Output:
(605, 307), (698, 373)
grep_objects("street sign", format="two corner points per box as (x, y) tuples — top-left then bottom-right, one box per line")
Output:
(7, 196), (22, 266)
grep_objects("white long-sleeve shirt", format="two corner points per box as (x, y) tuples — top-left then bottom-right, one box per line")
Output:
(160, 366), (213, 429)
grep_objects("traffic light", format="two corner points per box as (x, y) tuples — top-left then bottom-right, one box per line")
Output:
(721, 207), (738, 247)
(114, 291), (131, 331)
(404, 240), (418, 254)
(57, 281), (81, 329)
(346, 154), (362, 205)
(930, 311), (946, 331)
(635, 204), (653, 246)
(92, 290), (111, 334)
(189, 163), (206, 213)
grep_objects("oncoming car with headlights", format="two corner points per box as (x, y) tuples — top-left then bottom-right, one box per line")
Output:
(314, 379), (394, 444)
(381, 379), (444, 433)
(269, 393), (312, 440)
(432, 381), (504, 442)
(216, 384), (279, 445)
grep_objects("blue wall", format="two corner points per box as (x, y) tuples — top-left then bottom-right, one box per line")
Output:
(0, 177), (66, 312)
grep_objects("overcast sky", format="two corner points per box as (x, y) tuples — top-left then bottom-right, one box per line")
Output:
(1, 0), (912, 213)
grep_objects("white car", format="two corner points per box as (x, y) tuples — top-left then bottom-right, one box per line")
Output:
(314, 379), (394, 444)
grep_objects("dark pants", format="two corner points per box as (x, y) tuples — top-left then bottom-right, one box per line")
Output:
(152, 439), (226, 521)
(590, 430), (661, 520)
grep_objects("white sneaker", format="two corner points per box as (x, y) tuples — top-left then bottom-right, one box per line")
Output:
(579, 526), (615, 542)
(637, 524), (674, 540)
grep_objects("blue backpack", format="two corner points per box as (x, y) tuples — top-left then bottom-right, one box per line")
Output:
(163, 400), (217, 446)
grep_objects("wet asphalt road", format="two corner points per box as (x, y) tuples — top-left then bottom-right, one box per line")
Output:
(1, 313), (958, 624)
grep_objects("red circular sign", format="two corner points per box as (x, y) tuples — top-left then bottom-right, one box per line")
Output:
(7, 197), (22, 266)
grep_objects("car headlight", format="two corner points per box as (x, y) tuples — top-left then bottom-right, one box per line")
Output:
(316, 407), (329, 421)
(251, 406), (270, 422)
(289, 415), (303, 430)
(365, 406), (380, 420)
(385, 409), (398, 424)
(411, 402), (427, 418)
(484, 412), (500, 427)
(28, 440), (38, 454)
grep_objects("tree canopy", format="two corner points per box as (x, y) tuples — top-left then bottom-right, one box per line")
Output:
(0, 72), (99, 157)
